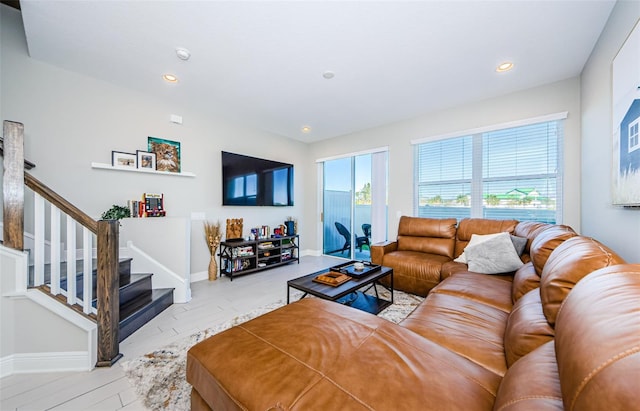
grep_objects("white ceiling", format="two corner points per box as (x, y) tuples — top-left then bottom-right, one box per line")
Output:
(19, 0), (615, 143)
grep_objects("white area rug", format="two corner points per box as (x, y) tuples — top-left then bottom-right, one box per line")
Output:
(121, 289), (424, 410)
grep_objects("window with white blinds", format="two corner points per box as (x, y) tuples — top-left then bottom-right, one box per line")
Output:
(415, 117), (564, 223)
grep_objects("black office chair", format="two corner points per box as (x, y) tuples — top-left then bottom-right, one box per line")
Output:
(356, 224), (371, 251)
(334, 222), (351, 255)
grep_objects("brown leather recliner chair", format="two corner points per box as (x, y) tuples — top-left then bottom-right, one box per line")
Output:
(372, 216), (519, 296)
(371, 216), (457, 296)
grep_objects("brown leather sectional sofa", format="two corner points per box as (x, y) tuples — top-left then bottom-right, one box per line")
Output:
(371, 216), (574, 296)
(187, 217), (639, 410)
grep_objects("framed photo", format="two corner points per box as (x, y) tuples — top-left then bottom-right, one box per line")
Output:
(136, 150), (156, 170)
(148, 136), (181, 173)
(112, 151), (137, 168)
(611, 20), (640, 206)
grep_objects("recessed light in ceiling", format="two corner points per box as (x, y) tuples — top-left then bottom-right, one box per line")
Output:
(496, 62), (514, 72)
(163, 73), (179, 83)
(301, 126), (312, 133)
(176, 48), (191, 61)
(322, 71), (335, 79)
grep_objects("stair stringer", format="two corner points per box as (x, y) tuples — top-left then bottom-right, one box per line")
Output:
(120, 241), (191, 303)
(0, 245), (97, 377)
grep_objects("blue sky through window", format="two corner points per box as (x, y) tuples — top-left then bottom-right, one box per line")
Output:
(324, 155), (371, 192)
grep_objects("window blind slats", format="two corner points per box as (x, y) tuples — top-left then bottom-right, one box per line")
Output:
(416, 120), (562, 223)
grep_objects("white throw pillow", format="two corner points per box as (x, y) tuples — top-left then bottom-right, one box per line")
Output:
(464, 232), (525, 274)
(454, 232), (504, 263)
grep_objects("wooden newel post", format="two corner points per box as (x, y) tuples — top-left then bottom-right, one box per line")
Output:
(2, 120), (25, 251)
(96, 219), (122, 367)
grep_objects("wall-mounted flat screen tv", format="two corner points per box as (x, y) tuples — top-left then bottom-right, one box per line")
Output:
(222, 151), (294, 206)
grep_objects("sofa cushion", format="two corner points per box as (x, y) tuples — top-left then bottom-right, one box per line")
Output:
(430, 272), (513, 313)
(396, 216), (457, 258)
(453, 218), (518, 258)
(381, 251), (450, 296)
(464, 232), (524, 274)
(440, 260), (469, 280)
(187, 298), (502, 411)
(511, 261), (540, 303)
(540, 236), (626, 326)
(504, 289), (554, 367)
(398, 215), (458, 238)
(554, 264), (640, 410)
(493, 341), (563, 411)
(401, 292), (509, 376)
(529, 224), (577, 275)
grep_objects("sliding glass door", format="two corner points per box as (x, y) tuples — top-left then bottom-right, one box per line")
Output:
(321, 150), (388, 261)
(322, 157), (353, 258)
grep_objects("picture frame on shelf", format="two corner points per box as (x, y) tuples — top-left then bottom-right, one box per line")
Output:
(136, 150), (156, 170)
(148, 136), (181, 173)
(112, 151), (137, 168)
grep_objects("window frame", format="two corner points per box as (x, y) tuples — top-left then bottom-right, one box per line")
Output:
(629, 118), (639, 153)
(412, 112), (567, 224)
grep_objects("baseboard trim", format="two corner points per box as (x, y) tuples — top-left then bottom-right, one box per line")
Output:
(190, 270), (208, 283)
(0, 351), (92, 378)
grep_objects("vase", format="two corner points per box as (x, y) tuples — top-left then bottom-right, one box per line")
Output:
(208, 254), (218, 281)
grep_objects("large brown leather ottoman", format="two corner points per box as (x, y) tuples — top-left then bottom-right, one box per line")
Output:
(187, 298), (501, 411)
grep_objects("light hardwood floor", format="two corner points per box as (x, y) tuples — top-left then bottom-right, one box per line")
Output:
(0, 255), (343, 411)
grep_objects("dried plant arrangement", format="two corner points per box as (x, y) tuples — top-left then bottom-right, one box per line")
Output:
(204, 220), (222, 281)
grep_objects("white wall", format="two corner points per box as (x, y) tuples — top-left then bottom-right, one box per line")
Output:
(309, 77), (582, 248)
(581, 1), (640, 263)
(1, 245), (96, 376)
(119, 217), (192, 302)
(0, 6), (310, 275)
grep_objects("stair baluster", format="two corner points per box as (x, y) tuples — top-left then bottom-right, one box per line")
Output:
(82, 227), (93, 314)
(50, 204), (61, 295)
(66, 218), (77, 305)
(34, 193), (45, 285)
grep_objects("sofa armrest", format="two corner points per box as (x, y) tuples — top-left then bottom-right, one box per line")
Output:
(371, 241), (397, 265)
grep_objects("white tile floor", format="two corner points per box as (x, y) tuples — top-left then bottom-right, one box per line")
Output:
(0, 255), (343, 411)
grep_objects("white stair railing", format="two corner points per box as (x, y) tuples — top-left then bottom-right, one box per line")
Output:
(30, 191), (97, 315)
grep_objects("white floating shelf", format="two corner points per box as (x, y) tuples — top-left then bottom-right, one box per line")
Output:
(91, 162), (196, 177)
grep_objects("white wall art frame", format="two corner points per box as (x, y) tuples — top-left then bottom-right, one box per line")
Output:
(612, 19), (640, 206)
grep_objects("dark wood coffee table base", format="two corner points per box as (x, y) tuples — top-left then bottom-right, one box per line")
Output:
(287, 266), (393, 315)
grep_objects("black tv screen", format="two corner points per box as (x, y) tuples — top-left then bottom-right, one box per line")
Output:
(222, 151), (294, 206)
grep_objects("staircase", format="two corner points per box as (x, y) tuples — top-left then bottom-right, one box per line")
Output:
(29, 257), (174, 342)
(2, 120), (178, 366)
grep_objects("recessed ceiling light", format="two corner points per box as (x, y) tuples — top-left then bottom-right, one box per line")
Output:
(496, 62), (514, 72)
(301, 126), (312, 133)
(176, 48), (191, 61)
(163, 74), (178, 83)
(322, 71), (335, 79)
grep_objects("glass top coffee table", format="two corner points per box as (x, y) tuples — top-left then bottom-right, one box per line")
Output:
(287, 265), (393, 315)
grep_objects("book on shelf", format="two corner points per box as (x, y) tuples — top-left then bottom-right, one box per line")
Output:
(227, 258), (251, 272)
(126, 193), (166, 218)
(231, 246), (254, 257)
